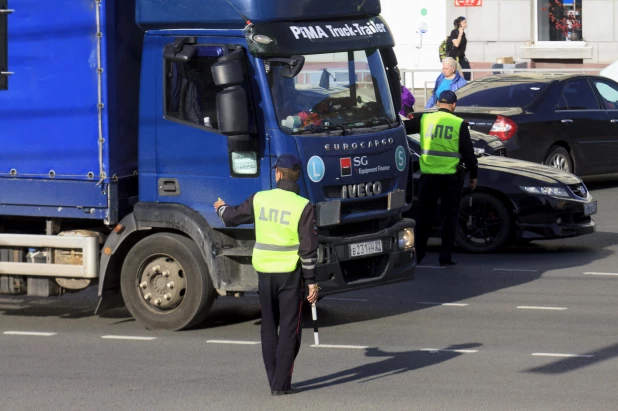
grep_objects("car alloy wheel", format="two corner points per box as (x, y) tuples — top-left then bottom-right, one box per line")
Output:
(456, 193), (512, 253)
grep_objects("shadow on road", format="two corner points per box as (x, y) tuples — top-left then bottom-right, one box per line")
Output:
(524, 342), (618, 375)
(295, 343), (482, 391)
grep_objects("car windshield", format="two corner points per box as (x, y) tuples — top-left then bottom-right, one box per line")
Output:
(267, 49), (396, 135)
(456, 81), (548, 108)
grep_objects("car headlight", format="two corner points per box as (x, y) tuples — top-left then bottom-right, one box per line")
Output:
(520, 186), (570, 197)
(398, 229), (414, 250)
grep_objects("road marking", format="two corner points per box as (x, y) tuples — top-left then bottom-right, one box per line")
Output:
(3, 331), (56, 337)
(101, 335), (157, 341)
(517, 306), (567, 311)
(493, 268), (538, 273)
(420, 348), (478, 353)
(583, 272), (618, 276)
(310, 344), (368, 349)
(417, 302), (469, 307)
(323, 297), (368, 302)
(417, 265), (446, 269)
(531, 353), (593, 358)
(206, 340), (261, 345)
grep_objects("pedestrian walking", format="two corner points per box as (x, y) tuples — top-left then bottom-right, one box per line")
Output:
(425, 57), (467, 109)
(448, 16), (471, 81)
(405, 90), (478, 266)
(214, 153), (319, 396)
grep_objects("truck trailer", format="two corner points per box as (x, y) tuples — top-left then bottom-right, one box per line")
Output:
(0, 0), (416, 330)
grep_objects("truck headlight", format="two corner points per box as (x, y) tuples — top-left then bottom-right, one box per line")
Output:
(520, 186), (569, 198)
(398, 229), (414, 250)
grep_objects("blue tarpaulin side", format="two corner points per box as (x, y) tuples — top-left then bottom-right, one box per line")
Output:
(0, 0), (142, 181)
(136, 0), (382, 29)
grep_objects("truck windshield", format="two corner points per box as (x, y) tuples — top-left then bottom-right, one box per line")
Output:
(267, 49), (396, 135)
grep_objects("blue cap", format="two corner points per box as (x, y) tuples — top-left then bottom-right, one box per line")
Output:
(438, 90), (458, 104)
(272, 154), (302, 170)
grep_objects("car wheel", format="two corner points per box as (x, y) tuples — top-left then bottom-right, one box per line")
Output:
(120, 232), (216, 331)
(544, 146), (573, 174)
(456, 192), (512, 253)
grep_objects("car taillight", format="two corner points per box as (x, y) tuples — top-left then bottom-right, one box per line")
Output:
(489, 116), (517, 141)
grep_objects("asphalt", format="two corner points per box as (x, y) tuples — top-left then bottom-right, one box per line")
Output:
(1, 178), (618, 411)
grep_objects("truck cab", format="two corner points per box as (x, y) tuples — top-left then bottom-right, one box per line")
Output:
(0, 0), (415, 330)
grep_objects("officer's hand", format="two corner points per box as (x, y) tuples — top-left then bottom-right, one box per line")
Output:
(469, 179), (477, 191)
(214, 198), (226, 210)
(406, 113), (415, 120)
(307, 284), (319, 304)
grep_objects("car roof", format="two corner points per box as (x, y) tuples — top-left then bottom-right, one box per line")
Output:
(472, 73), (593, 83)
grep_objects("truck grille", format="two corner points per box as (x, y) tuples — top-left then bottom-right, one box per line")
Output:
(323, 179), (392, 198)
(341, 197), (388, 215)
(341, 255), (389, 282)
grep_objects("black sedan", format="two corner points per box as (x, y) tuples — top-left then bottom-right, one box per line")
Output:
(449, 73), (618, 176)
(404, 133), (597, 253)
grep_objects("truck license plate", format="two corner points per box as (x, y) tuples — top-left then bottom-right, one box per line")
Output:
(584, 201), (597, 216)
(349, 240), (383, 258)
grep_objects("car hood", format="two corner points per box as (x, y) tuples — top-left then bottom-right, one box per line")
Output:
(479, 156), (581, 185)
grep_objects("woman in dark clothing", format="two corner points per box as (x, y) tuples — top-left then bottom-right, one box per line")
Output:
(448, 17), (471, 81)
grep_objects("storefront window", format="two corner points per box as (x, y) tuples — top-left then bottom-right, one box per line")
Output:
(537, 0), (583, 42)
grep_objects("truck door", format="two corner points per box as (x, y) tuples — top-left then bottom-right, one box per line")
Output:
(150, 37), (268, 226)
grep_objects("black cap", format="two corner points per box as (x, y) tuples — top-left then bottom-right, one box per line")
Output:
(271, 153), (302, 170)
(438, 90), (458, 104)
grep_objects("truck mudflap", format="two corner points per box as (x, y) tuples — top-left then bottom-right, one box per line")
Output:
(315, 218), (416, 295)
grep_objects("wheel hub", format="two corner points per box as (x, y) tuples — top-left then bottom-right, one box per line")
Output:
(138, 256), (187, 311)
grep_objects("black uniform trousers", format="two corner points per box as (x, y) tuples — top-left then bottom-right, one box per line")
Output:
(415, 173), (464, 264)
(257, 267), (304, 391)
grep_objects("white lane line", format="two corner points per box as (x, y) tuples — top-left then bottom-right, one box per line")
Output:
(323, 297), (369, 302)
(420, 348), (478, 353)
(3, 331), (56, 337)
(517, 306), (567, 311)
(417, 302), (469, 307)
(493, 268), (538, 273)
(101, 335), (157, 341)
(583, 272), (618, 276)
(417, 265), (446, 269)
(206, 340), (261, 345)
(310, 344), (368, 349)
(532, 353), (593, 358)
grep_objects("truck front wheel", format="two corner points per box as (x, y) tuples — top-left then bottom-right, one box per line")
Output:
(120, 232), (215, 330)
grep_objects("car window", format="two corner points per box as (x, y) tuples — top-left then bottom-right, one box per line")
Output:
(456, 82), (548, 108)
(591, 80), (618, 110)
(559, 79), (600, 110)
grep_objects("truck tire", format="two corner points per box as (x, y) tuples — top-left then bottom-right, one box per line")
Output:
(120, 232), (215, 330)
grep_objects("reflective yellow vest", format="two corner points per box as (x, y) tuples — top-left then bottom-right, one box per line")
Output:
(252, 188), (309, 273)
(419, 111), (463, 175)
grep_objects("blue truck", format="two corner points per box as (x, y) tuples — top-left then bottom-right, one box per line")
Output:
(0, 0), (416, 330)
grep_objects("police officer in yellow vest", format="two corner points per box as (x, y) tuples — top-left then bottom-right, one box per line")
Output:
(213, 154), (318, 396)
(404, 90), (478, 266)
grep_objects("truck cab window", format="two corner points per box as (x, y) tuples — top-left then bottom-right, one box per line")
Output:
(0, 0), (8, 91)
(164, 46), (223, 129)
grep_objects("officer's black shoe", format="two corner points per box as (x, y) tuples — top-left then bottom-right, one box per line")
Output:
(439, 259), (457, 266)
(271, 386), (301, 396)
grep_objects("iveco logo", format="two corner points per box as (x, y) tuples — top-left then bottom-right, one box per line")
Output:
(325, 138), (395, 151)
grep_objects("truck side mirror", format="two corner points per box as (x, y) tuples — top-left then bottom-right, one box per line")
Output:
(212, 48), (250, 136)
(163, 37), (197, 63)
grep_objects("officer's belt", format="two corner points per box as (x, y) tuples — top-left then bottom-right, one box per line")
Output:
(254, 242), (299, 252)
(421, 149), (461, 159)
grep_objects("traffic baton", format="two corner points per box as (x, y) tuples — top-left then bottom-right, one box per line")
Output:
(311, 302), (319, 346)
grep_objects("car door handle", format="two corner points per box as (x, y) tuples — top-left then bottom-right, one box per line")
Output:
(561, 119), (573, 123)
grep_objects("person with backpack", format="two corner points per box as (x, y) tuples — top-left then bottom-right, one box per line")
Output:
(424, 57), (467, 109)
(448, 16), (471, 81)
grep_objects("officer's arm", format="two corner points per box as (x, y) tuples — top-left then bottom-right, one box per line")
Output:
(403, 114), (422, 135)
(217, 194), (256, 227)
(459, 122), (478, 179)
(298, 203), (318, 285)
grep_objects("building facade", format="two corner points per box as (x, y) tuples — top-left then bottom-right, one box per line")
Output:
(381, 0), (616, 76)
